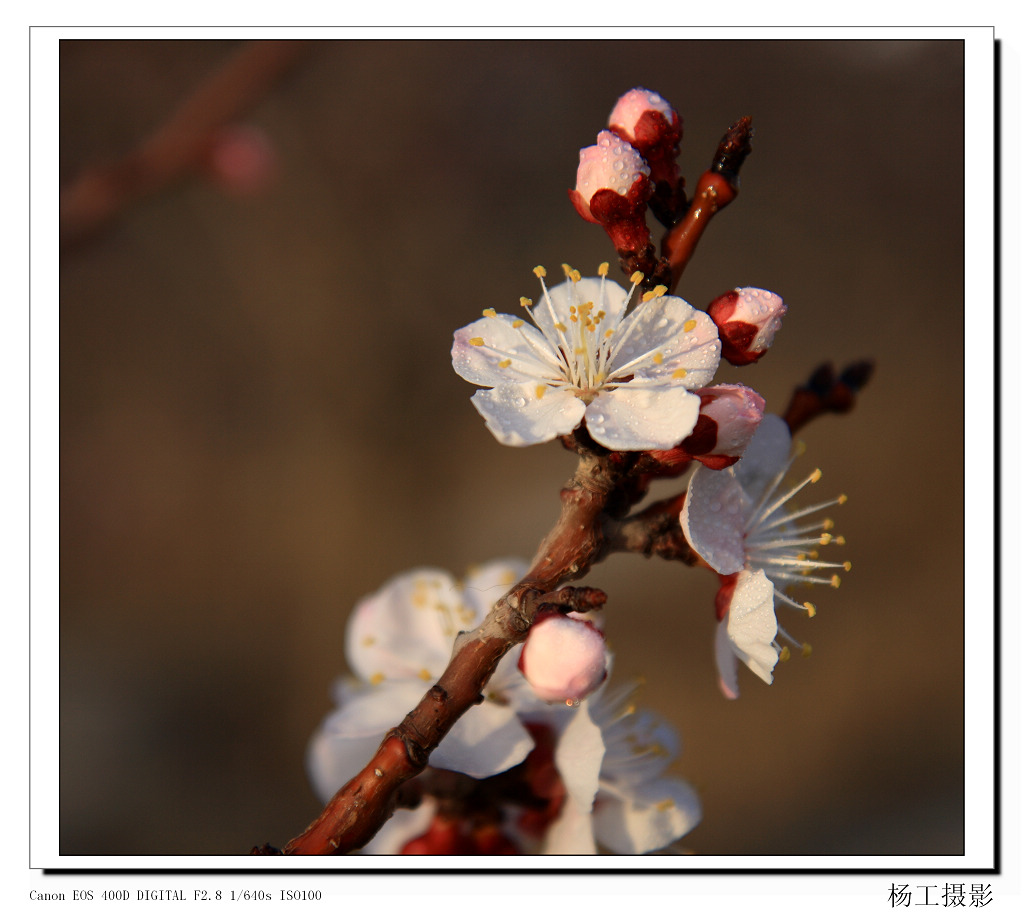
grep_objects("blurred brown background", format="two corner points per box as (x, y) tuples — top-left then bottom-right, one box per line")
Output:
(59, 38), (966, 856)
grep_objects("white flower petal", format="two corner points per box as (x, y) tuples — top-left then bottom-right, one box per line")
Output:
(431, 699), (535, 779)
(680, 466), (749, 574)
(452, 314), (561, 386)
(542, 798), (597, 855)
(553, 699), (606, 809)
(471, 383), (585, 447)
(594, 776), (702, 854)
(714, 618), (741, 699)
(535, 276), (629, 347)
(585, 385), (700, 450)
(731, 413), (792, 500)
(609, 296), (720, 386)
(361, 800), (438, 855)
(346, 569), (466, 682)
(727, 569), (779, 684)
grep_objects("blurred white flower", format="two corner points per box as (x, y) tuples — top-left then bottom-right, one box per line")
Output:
(543, 682), (701, 854)
(307, 559), (540, 799)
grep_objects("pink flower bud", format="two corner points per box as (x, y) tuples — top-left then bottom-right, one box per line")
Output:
(568, 131), (652, 254)
(518, 612), (608, 704)
(608, 88), (681, 153)
(570, 130), (651, 222)
(708, 288), (788, 365)
(608, 87), (683, 225)
(682, 386), (766, 470)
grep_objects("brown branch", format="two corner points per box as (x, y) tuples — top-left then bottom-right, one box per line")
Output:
(60, 40), (310, 249)
(276, 444), (640, 855)
(662, 117), (753, 292)
(603, 492), (699, 566)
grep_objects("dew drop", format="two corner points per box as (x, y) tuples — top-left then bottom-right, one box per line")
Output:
(514, 396), (527, 408)
(565, 697), (581, 708)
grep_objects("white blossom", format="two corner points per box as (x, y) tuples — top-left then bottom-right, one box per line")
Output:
(307, 560), (540, 798)
(681, 414), (850, 696)
(452, 264), (721, 449)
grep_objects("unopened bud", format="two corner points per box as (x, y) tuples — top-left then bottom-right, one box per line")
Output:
(683, 385), (766, 469)
(518, 612), (607, 704)
(608, 87), (684, 225)
(707, 288), (787, 365)
(608, 87), (681, 156)
(568, 131), (652, 254)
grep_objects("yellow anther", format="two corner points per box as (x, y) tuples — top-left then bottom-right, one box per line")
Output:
(819, 533), (833, 545)
(533, 265), (547, 278)
(605, 329), (615, 338)
(570, 269), (582, 283)
(804, 602), (817, 618)
(823, 518), (834, 530)
(418, 668), (432, 681)
(641, 290), (657, 302)
(630, 270), (644, 284)
(520, 297), (533, 308)
(512, 319), (524, 329)
(809, 550), (820, 559)
(683, 319), (697, 332)
(656, 798), (675, 812)
(586, 323), (596, 332)
(535, 385), (547, 399)
(554, 322), (567, 332)
(797, 553), (807, 562)
(809, 468), (822, 483)
(652, 352), (664, 364)
(838, 494), (848, 505)
(574, 348), (585, 355)
(652, 285), (668, 298)
(843, 561), (853, 571)
(801, 643), (813, 658)
(830, 575), (842, 588)
(498, 359), (512, 368)
(835, 536), (847, 546)
(598, 261), (610, 276)
(672, 368), (688, 379)
(596, 310), (605, 321)
(469, 337), (484, 346)
(779, 646), (791, 662)
(370, 672), (385, 686)
(482, 308), (497, 318)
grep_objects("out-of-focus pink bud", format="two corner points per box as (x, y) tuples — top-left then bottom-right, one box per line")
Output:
(568, 131), (652, 254)
(708, 288), (788, 365)
(682, 385), (766, 470)
(518, 612), (608, 705)
(608, 87), (684, 226)
(202, 124), (278, 196)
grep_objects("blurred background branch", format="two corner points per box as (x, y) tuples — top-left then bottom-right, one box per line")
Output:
(60, 40), (310, 249)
